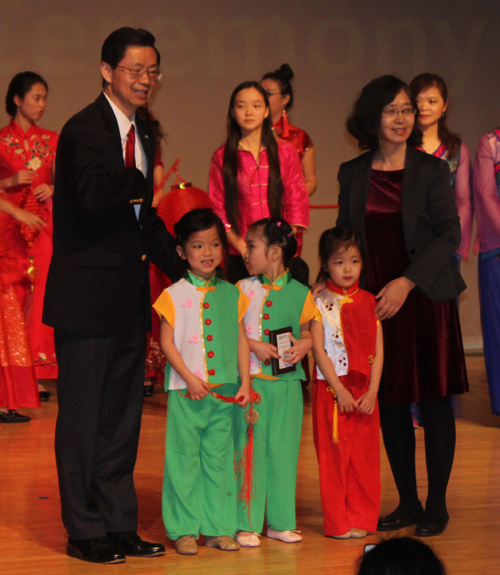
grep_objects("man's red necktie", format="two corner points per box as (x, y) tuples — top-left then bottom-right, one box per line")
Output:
(125, 124), (136, 169)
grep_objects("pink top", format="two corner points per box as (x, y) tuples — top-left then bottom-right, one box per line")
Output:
(473, 130), (500, 255)
(209, 138), (309, 254)
(417, 141), (473, 259)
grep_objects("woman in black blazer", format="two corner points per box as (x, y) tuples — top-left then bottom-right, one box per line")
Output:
(337, 76), (468, 537)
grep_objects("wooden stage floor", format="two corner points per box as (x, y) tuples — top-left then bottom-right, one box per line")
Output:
(1, 356), (499, 575)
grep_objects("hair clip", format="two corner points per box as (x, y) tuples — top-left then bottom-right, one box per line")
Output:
(287, 231), (294, 237)
(277, 221), (282, 227)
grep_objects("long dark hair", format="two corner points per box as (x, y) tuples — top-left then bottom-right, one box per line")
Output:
(248, 218), (309, 285)
(223, 81), (283, 236)
(5, 72), (48, 117)
(410, 73), (460, 160)
(346, 75), (422, 150)
(315, 226), (363, 285)
(174, 208), (228, 279)
(261, 63), (294, 110)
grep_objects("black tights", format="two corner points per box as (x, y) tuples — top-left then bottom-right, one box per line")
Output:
(379, 397), (456, 519)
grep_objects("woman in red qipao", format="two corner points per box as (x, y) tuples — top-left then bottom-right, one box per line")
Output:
(0, 72), (58, 400)
(261, 64), (317, 197)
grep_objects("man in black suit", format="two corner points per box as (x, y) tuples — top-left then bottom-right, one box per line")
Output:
(43, 28), (176, 564)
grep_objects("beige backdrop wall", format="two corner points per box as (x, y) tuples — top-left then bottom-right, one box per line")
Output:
(1, 0), (497, 350)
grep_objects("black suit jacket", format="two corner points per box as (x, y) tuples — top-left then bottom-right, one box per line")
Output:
(336, 146), (466, 303)
(43, 93), (178, 335)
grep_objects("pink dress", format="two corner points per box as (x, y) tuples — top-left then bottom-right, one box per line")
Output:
(473, 130), (500, 254)
(209, 138), (309, 254)
(417, 141), (473, 259)
(0, 120), (58, 379)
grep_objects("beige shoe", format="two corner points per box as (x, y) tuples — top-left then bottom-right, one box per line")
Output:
(205, 535), (240, 551)
(350, 528), (368, 539)
(235, 531), (261, 547)
(175, 535), (198, 555)
(332, 531), (352, 539)
(267, 527), (302, 543)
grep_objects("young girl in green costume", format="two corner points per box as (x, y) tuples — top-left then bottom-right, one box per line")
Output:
(234, 218), (317, 547)
(153, 208), (251, 555)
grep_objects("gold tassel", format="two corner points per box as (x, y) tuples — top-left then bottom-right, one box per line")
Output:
(326, 386), (340, 444)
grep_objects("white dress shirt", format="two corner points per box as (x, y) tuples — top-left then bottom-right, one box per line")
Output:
(104, 92), (148, 218)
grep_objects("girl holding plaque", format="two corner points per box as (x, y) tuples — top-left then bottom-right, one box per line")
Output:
(234, 218), (317, 547)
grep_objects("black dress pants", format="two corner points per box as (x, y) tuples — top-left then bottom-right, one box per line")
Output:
(54, 319), (146, 540)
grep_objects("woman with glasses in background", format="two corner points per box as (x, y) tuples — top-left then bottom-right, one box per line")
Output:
(410, 73), (473, 263)
(336, 75), (468, 537)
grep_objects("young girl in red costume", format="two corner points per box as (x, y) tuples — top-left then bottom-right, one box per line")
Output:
(209, 81), (308, 284)
(311, 226), (383, 539)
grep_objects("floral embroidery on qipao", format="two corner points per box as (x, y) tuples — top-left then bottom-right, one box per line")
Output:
(189, 334), (198, 344)
(182, 298), (192, 308)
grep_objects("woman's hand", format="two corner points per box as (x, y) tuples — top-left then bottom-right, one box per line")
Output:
(251, 340), (280, 362)
(281, 333), (312, 364)
(357, 389), (377, 415)
(185, 372), (210, 400)
(32, 183), (53, 201)
(12, 207), (46, 231)
(11, 170), (36, 186)
(336, 386), (359, 413)
(375, 276), (415, 320)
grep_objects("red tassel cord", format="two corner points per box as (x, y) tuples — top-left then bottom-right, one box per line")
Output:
(234, 384), (262, 512)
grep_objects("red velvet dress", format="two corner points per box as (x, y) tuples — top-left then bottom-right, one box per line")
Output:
(364, 169), (468, 403)
(0, 120), (58, 379)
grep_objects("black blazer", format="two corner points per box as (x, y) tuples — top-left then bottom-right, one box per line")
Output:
(43, 94), (178, 335)
(336, 146), (466, 303)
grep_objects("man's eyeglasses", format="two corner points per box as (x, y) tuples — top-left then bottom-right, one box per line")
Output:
(116, 66), (162, 81)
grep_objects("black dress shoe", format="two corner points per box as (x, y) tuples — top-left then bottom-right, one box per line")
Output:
(39, 390), (51, 402)
(108, 531), (166, 557)
(67, 536), (126, 563)
(143, 385), (154, 397)
(377, 502), (424, 531)
(415, 512), (449, 537)
(0, 410), (31, 423)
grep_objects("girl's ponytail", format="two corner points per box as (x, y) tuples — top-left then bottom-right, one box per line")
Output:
(248, 218), (308, 284)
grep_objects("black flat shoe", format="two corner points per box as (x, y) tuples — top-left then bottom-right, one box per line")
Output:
(377, 502), (424, 531)
(143, 385), (154, 397)
(39, 391), (51, 402)
(107, 531), (166, 557)
(0, 410), (31, 423)
(67, 536), (125, 563)
(415, 512), (449, 537)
